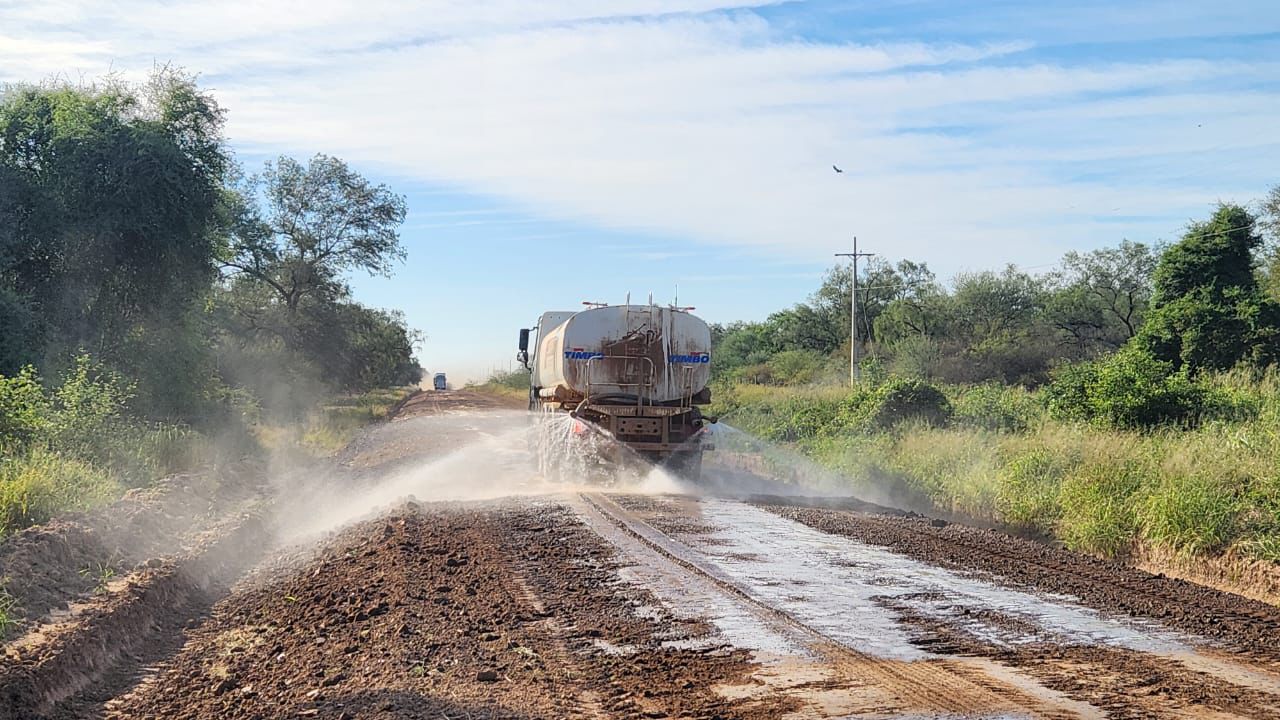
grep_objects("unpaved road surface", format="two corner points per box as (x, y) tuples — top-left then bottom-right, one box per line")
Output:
(4, 390), (1280, 719)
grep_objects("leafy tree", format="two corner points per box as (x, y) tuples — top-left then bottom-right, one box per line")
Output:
(1259, 184), (1280, 302)
(1048, 240), (1158, 350)
(1151, 204), (1259, 304)
(711, 321), (776, 374)
(765, 305), (841, 354)
(875, 287), (952, 344)
(296, 302), (423, 390)
(951, 266), (1045, 344)
(224, 155), (408, 317)
(0, 70), (228, 416)
(1138, 205), (1279, 372)
(812, 259), (936, 346)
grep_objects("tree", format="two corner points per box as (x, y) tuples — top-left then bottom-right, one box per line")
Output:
(711, 321), (776, 374)
(1259, 184), (1280, 301)
(951, 266), (1045, 344)
(1138, 204), (1280, 373)
(811, 259), (937, 346)
(765, 305), (842, 354)
(224, 155), (408, 317)
(0, 70), (229, 416)
(1050, 240), (1158, 347)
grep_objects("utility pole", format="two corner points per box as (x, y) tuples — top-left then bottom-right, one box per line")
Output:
(835, 236), (874, 385)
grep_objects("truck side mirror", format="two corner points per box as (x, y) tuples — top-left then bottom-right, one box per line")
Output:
(518, 328), (530, 352)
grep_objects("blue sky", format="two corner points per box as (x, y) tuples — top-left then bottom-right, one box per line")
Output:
(3, 1), (1278, 381)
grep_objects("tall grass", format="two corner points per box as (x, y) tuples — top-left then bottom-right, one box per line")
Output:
(0, 356), (418, 537)
(0, 446), (123, 535)
(713, 374), (1280, 562)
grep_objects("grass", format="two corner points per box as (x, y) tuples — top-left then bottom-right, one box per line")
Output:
(250, 386), (419, 457)
(79, 562), (118, 595)
(0, 585), (16, 636)
(0, 384), (419, 539)
(713, 374), (1280, 563)
(466, 369), (529, 403)
(0, 446), (123, 536)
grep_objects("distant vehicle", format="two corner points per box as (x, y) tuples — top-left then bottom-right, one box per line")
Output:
(433, 373), (447, 391)
(517, 303), (714, 481)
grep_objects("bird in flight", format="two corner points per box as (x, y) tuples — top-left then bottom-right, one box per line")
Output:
(832, 164), (843, 173)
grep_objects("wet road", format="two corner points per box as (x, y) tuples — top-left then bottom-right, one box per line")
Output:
(578, 491), (1280, 718)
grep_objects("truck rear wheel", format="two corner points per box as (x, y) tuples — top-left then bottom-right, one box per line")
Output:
(664, 451), (703, 483)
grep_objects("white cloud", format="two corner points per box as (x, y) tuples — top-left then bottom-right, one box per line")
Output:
(3, 1), (1275, 272)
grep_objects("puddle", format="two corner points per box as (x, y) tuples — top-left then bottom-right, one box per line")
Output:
(691, 500), (1193, 660)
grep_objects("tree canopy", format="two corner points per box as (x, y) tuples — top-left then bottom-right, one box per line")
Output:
(0, 71), (422, 423)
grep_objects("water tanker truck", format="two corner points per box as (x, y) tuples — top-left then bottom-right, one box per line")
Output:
(517, 303), (714, 481)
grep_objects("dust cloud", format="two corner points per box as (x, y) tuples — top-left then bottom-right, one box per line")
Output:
(269, 406), (925, 547)
(273, 411), (684, 543)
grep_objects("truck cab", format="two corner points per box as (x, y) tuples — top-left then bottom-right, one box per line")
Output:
(432, 373), (447, 391)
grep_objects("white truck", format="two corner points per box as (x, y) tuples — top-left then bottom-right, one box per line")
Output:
(517, 303), (714, 480)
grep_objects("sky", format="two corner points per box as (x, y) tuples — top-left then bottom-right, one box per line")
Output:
(3, 0), (1278, 381)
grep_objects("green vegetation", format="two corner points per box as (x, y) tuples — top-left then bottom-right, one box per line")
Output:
(467, 369), (531, 402)
(0, 587), (16, 635)
(713, 195), (1280, 564)
(298, 386), (418, 454)
(0, 71), (423, 536)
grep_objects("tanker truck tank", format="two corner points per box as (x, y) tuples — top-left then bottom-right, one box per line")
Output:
(516, 304), (714, 481)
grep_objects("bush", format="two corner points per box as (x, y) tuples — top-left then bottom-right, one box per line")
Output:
(46, 356), (138, 470)
(952, 383), (1043, 432)
(1086, 347), (1204, 429)
(0, 366), (49, 447)
(1042, 362), (1098, 422)
(766, 350), (828, 385)
(848, 378), (952, 430)
(1044, 347), (1242, 430)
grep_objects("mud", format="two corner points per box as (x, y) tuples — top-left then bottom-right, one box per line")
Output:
(108, 503), (786, 719)
(0, 466), (265, 640)
(0, 511), (268, 720)
(761, 503), (1280, 662)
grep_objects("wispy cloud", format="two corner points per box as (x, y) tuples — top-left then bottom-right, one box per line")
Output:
(4, 1), (1276, 271)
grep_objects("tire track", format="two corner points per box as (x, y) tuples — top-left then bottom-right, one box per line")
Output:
(762, 502), (1280, 661)
(576, 491), (1096, 718)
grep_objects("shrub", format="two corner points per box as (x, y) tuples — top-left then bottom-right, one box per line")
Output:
(1086, 347), (1204, 429)
(1044, 347), (1237, 430)
(47, 356), (137, 468)
(0, 366), (50, 447)
(1042, 361), (1098, 422)
(765, 349), (827, 385)
(729, 363), (777, 385)
(952, 383), (1043, 432)
(853, 378), (952, 430)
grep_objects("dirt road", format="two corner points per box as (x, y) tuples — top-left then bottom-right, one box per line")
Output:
(4, 391), (1280, 719)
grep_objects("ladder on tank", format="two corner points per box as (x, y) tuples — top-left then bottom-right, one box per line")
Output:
(583, 305), (658, 408)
